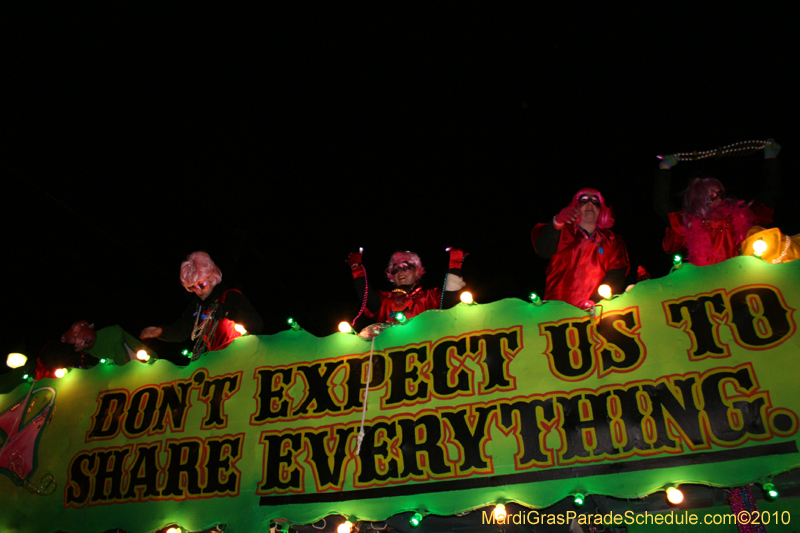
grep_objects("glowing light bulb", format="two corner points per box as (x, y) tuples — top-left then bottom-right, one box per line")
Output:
(753, 238), (768, 257)
(54, 368), (68, 378)
(573, 493), (585, 507)
(165, 527), (182, 533)
(493, 503), (507, 522)
(338, 322), (353, 333)
(234, 323), (248, 335)
(409, 512), (423, 527)
(764, 483), (779, 499)
(6, 353), (27, 369)
(395, 312), (408, 324)
(666, 486), (683, 505)
(597, 284), (612, 299)
(673, 254), (683, 266)
(337, 520), (353, 533)
(460, 291), (473, 304)
(529, 293), (542, 304)
(288, 318), (301, 331)
(136, 350), (150, 362)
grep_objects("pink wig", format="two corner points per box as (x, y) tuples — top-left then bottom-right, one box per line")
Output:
(180, 251), (222, 290)
(385, 251), (425, 283)
(682, 177), (726, 219)
(568, 188), (615, 229)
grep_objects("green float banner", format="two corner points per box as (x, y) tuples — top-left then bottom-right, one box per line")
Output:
(1, 257), (799, 533)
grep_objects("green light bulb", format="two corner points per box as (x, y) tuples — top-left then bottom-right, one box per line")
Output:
(573, 493), (585, 507)
(410, 512), (422, 527)
(395, 312), (407, 324)
(673, 254), (682, 265)
(530, 292), (541, 304)
(764, 483), (778, 499)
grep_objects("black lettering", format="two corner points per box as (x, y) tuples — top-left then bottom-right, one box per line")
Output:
(123, 387), (159, 437)
(305, 427), (355, 490)
(292, 361), (344, 416)
(665, 293), (729, 360)
(432, 338), (471, 396)
(199, 374), (240, 429)
(385, 346), (429, 406)
(203, 435), (243, 494)
(162, 440), (203, 497)
(87, 391), (128, 440)
(441, 406), (495, 473)
(252, 368), (293, 422)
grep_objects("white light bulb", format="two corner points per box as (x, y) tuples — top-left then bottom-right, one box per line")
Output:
(136, 350), (150, 362)
(666, 486), (684, 504)
(6, 353), (27, 369)
(598, 284), (612, 299)
(460, 291), (474, 304)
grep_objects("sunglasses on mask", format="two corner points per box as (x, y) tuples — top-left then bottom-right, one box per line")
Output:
(579, 196), (601, 207)
(391, 264), (416, 275)
(188, 278), (211, 292)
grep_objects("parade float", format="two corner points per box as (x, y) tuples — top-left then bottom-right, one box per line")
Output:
(2, 256), (800, 533)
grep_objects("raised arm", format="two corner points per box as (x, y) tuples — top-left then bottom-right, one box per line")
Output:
(654, 155), (680, 225)
(532, 205), (579, 258)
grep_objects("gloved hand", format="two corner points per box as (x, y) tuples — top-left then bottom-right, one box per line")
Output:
(764, 139), (781, 159)
(347, 251), (365, 278)
(554, 206), (579, 229)
(447, 248), (468, 269)
(659, 154), (679, 170)
(346, 251), (362, 267)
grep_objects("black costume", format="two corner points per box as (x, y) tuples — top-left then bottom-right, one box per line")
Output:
(160, 283), (263, 355)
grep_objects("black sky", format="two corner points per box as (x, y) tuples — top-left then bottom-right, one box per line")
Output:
(3, 5), (798, 367)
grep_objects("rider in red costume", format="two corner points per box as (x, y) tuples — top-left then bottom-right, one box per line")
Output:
(655, 140), (781, 266)
(532, 189), (629, 308)
(347, 249), (467, 325)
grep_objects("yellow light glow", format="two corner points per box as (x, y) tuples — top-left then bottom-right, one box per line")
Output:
(460, 291), (474, 304)
(136, 350), (150, 362)
(165, 528), (182, 533)
(337, 520), (353, 533)
(666, 486), (684, 504)
(597, 284), (612, 299)
(338, 321), (353, 333)
(753, 238), (768, 257)
(6, 353), (27, 369)
(54, 368), (68, 378)
(234, 323), (248, 335)
(493, 503), (507, 522)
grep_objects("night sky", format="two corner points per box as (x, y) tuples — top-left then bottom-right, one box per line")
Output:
(4, 6), (798, 369)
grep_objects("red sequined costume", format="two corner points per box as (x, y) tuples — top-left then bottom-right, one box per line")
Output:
(366, 286), (445, 324)
(663, 202), (773, 266)
(532, 222), (629, 308)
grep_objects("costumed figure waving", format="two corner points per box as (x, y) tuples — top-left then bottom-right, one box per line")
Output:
(346, 248), (467, 326)
(655, 139), (784, 265)
(532, 188), (629, 309)
(140, 251), (263, 359)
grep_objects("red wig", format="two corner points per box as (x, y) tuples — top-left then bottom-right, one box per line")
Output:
(567, 188), (615, 229)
